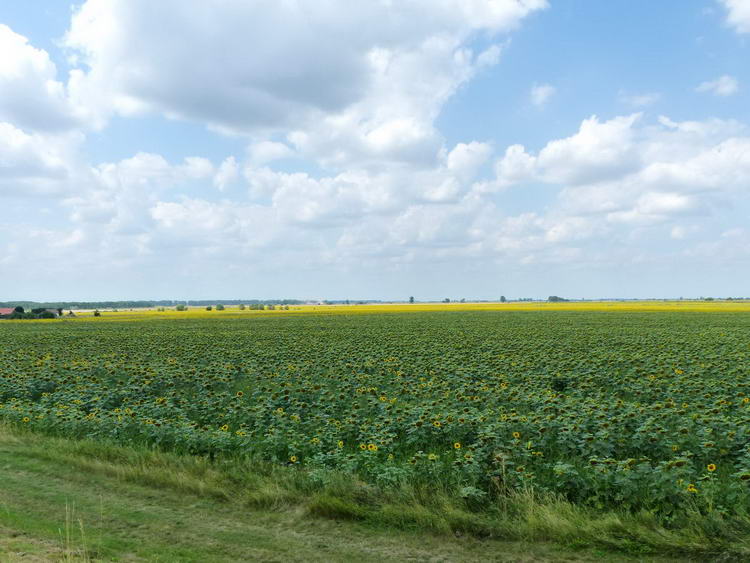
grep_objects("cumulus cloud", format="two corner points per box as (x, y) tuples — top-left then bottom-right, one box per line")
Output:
(719, 0), (750, 34)
(0, 122), (85, 197)
(247, 141), (294, 167)
(62, 0), (546, 131)
(495, 114), (643, 187)
(696, 75), (739, 96)
(6, 2), (750, 297)
(0, 25), (82, 132)
(43, 112), (749, 280)
(62, 0), (546, 169)
(530, 83), (556, 106)
(213, 157), (239, 191)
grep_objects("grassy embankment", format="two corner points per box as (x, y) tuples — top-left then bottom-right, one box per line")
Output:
(0, 422), (741, 562)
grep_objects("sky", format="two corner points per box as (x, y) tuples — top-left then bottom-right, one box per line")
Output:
(1, 0), (749, 301)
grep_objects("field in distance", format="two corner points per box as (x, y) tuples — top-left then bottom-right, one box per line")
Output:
(36, 299), (750, 320)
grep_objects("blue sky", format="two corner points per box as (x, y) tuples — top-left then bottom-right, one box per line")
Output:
(0, 0), (749, 301)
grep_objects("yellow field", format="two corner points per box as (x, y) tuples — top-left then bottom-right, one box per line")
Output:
(38, 299), (750, 321)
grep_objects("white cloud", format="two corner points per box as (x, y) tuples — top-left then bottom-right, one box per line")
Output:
(719, 0), (750, 34)
(54, 114), (749, 271)
(495, 114), (643, 187)
(6, 112), (750, 299)
(7, 1), (750, 296)
(63, 0), (546, 169)
(247, 141), (294, 166)
(0, 25), (82, 132)
(696, 75), (739, 96)
(491, 144), (537, 189)
(213, 157), (239, 191)
(530, 83), (556, 106)
(446, 142), (492, 181)
(618, 91), (660, 107)
(0, 122), (85, 197)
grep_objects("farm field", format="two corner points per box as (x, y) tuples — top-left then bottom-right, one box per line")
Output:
(2, 306), (750, 558)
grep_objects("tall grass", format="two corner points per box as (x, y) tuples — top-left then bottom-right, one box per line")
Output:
(6, 423), (747, 560)
(60, 503), (91, 563)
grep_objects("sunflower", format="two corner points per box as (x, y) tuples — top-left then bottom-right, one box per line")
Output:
(707, 463), (717, 472)
(453, 442), (462, 449)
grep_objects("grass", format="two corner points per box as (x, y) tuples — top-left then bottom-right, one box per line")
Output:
(0, 423), (741, 562)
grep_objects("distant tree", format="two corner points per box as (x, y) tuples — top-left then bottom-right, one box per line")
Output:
(216, 304), (225, 311)
(93, 309), (101, 317)
(409, 296), (415, 304)
(13, 306), (24, 314)
(238, 304), (246, 310)
(460, 298), (466, 303)
(443, 298), (450, 303)
(548, 296), (567, 302)
(266, 304), (276, 310)
(175, 304), (186, 311)
(206, 306), (213, 311)
(500, 296), (506, 303)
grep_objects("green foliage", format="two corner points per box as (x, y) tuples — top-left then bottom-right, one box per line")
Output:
(10, 422), (731, 561)
(1, 311), (749, 524)
(216, 304), (225, 311)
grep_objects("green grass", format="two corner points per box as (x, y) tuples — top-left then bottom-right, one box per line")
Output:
(0, 423), (739, 562)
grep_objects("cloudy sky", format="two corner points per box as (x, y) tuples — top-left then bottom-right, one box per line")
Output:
(1, 0), (749, 301)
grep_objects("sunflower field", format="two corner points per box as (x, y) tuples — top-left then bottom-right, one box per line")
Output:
(2, 310), (750, 517)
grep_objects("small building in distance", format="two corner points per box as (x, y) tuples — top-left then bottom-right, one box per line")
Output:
(0, 307), (63, 319)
